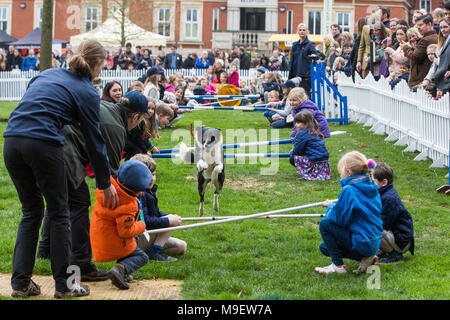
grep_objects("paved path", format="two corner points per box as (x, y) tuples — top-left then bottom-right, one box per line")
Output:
(0, 273), (183, 300)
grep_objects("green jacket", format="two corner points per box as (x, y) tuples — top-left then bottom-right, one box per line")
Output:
(64, 100), (129, 189)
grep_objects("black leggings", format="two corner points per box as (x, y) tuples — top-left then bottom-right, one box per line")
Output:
(4, 137), (71, 292)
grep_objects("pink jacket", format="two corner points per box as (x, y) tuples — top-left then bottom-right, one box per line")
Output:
(205, 84), (218, 95)
(228, 72), (240, 87)
(165, 83), (175, 93)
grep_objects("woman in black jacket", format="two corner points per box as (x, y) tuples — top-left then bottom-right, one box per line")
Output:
(3, 40), (118, 299)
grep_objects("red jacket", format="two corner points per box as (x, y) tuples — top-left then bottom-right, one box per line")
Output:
(90, 176), (146, 263)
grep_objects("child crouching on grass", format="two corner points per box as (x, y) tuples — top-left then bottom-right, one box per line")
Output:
(373, 162), (415, 263)
(131, 153), (187, 262)
(90, 160), (152, 290)
(316, 151), (383, 275)
(290, 111), (331, 181)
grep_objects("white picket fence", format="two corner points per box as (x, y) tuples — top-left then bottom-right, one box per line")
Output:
(337, 72), (449, 170)
(0, 69), (289, 101)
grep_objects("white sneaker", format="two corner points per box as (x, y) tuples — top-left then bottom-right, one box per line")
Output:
(315, 263), (347, 275)
(353, 255), (378, 275)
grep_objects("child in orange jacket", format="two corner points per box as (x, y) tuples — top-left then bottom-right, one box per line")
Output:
(90, 160), (152, 290)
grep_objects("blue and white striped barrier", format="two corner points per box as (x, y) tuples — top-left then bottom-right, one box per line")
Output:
(189, 94), (261, 100)
(178, 105), (267, 111)
(159, 139), (294, 154)
(151, 153), (292, 159)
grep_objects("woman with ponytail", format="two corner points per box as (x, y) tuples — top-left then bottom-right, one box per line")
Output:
(3, 40), (119, 299)
(315, 151), (383, 276)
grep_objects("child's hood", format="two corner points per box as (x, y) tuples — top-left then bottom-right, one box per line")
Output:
(341, 174), (379, 199)
(94, 176), (139, 216)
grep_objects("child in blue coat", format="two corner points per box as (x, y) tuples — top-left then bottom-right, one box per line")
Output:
(373, 162), (414, 263)
(316, 151), (383, 275)
(131, 154), (187, 262)
(289, 111), (331, 180)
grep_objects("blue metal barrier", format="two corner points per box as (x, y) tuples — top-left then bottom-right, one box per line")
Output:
(310, 62), (348, 125)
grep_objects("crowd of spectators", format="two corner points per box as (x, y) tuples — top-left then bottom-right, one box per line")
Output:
(0, 1), (448, 100)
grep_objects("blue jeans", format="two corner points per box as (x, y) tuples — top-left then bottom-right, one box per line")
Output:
(117, 240), (148, 274)
(264, 110), (277, 123)
(271, 118), (293, 129)
(318, 218), (364, 266)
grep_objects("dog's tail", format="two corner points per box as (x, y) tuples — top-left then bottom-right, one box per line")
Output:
(179, 142), (195, 164)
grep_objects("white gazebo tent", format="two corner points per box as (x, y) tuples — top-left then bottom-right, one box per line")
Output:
(70, 17), (167, 48)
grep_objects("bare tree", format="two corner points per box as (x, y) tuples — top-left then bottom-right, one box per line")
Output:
(40, 0), (54, 71)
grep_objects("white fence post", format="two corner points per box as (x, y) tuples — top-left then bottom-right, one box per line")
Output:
(337, 72), (450, 171)
(0, 69), (289, 101)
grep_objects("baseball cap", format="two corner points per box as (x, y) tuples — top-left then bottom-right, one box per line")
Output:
(147, 66), (164, 77)
(117, 160), (152, 193)
(122, 91), (151, 116)
(279, 80), (297, 88)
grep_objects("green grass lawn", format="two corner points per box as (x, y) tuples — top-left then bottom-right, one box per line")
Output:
(0, 101), (449, 300)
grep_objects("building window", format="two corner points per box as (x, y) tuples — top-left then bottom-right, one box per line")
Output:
(308, 11), (321, 35)
(286, 10), (293, 34)
(85, 7), (98, 31)
(336, 12), (350, 32)
(420, 0), (431, 13)
(38, 6), (43, 29)
(185, 8), (199, 39)
(0, 7), (7, 32)
(157, 8), (171, 37)
(213, 8), (219, 31)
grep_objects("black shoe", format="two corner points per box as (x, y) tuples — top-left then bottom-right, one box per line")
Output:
(378, 251), (404, 264)
(81, 269), (109, 282)
(54, 281), (90, 299)
(108, 264), (130, 290)
(11, 279), (41, 298)
(148, 252), (177, 262)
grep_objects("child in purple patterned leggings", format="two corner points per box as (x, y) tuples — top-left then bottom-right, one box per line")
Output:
(289, 111), (331, 180)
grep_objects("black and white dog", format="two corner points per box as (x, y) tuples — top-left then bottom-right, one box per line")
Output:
(179, 126), (225, 216)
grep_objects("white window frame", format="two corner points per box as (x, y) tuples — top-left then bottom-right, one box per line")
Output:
(157, 8), (172, 38)
(0, 6), (7, 32)
(184, 8), (199, 40)
(336, 11), (351, 33)
(420, 0), (432, 13)
(308, 11), (322, 35)
(286, 10), (293, 34)
(85, 7), (99, 32)
(213, 8), (219, 31)
(38, 6), (43, 29)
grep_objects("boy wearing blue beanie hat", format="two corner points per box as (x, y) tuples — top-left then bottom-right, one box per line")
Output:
(90, 160), (152, 290)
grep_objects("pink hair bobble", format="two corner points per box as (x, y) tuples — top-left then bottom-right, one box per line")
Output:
(367, 159), (376, 169)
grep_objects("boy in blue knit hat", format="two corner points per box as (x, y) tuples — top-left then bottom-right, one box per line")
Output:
(90, 160), (152, 290)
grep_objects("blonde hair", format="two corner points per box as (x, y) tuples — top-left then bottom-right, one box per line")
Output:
(130, 153), (158, 173)
(129, 81), (144, 93)
(427, 43), (438, 54)
(69, 40), (106, 78)
(337, 151), (372, 179)
(144, 74), (160, 91)
(407, 27), (422, 41)
(288, 87), (309, 104)
(297, 23), (308, 33)
(341, 31), (354, 43)
(268, 90), (279, 99)
(155, 103), (174, 118)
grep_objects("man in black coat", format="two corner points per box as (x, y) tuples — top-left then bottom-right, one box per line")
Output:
(239, 47), (250, 70)
(163, 45), (183, 69)
(8, 48), (23, 70)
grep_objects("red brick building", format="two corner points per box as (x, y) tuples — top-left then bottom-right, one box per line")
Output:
(0, 0), (446, 51)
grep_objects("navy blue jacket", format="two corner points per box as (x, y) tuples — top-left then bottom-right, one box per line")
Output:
(4, 68), (111, 189)
(288, 37), (321, 79)
(291, 129), (329, 161)
(379, 184), (415, 254)
(140, 184), (170, 230)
